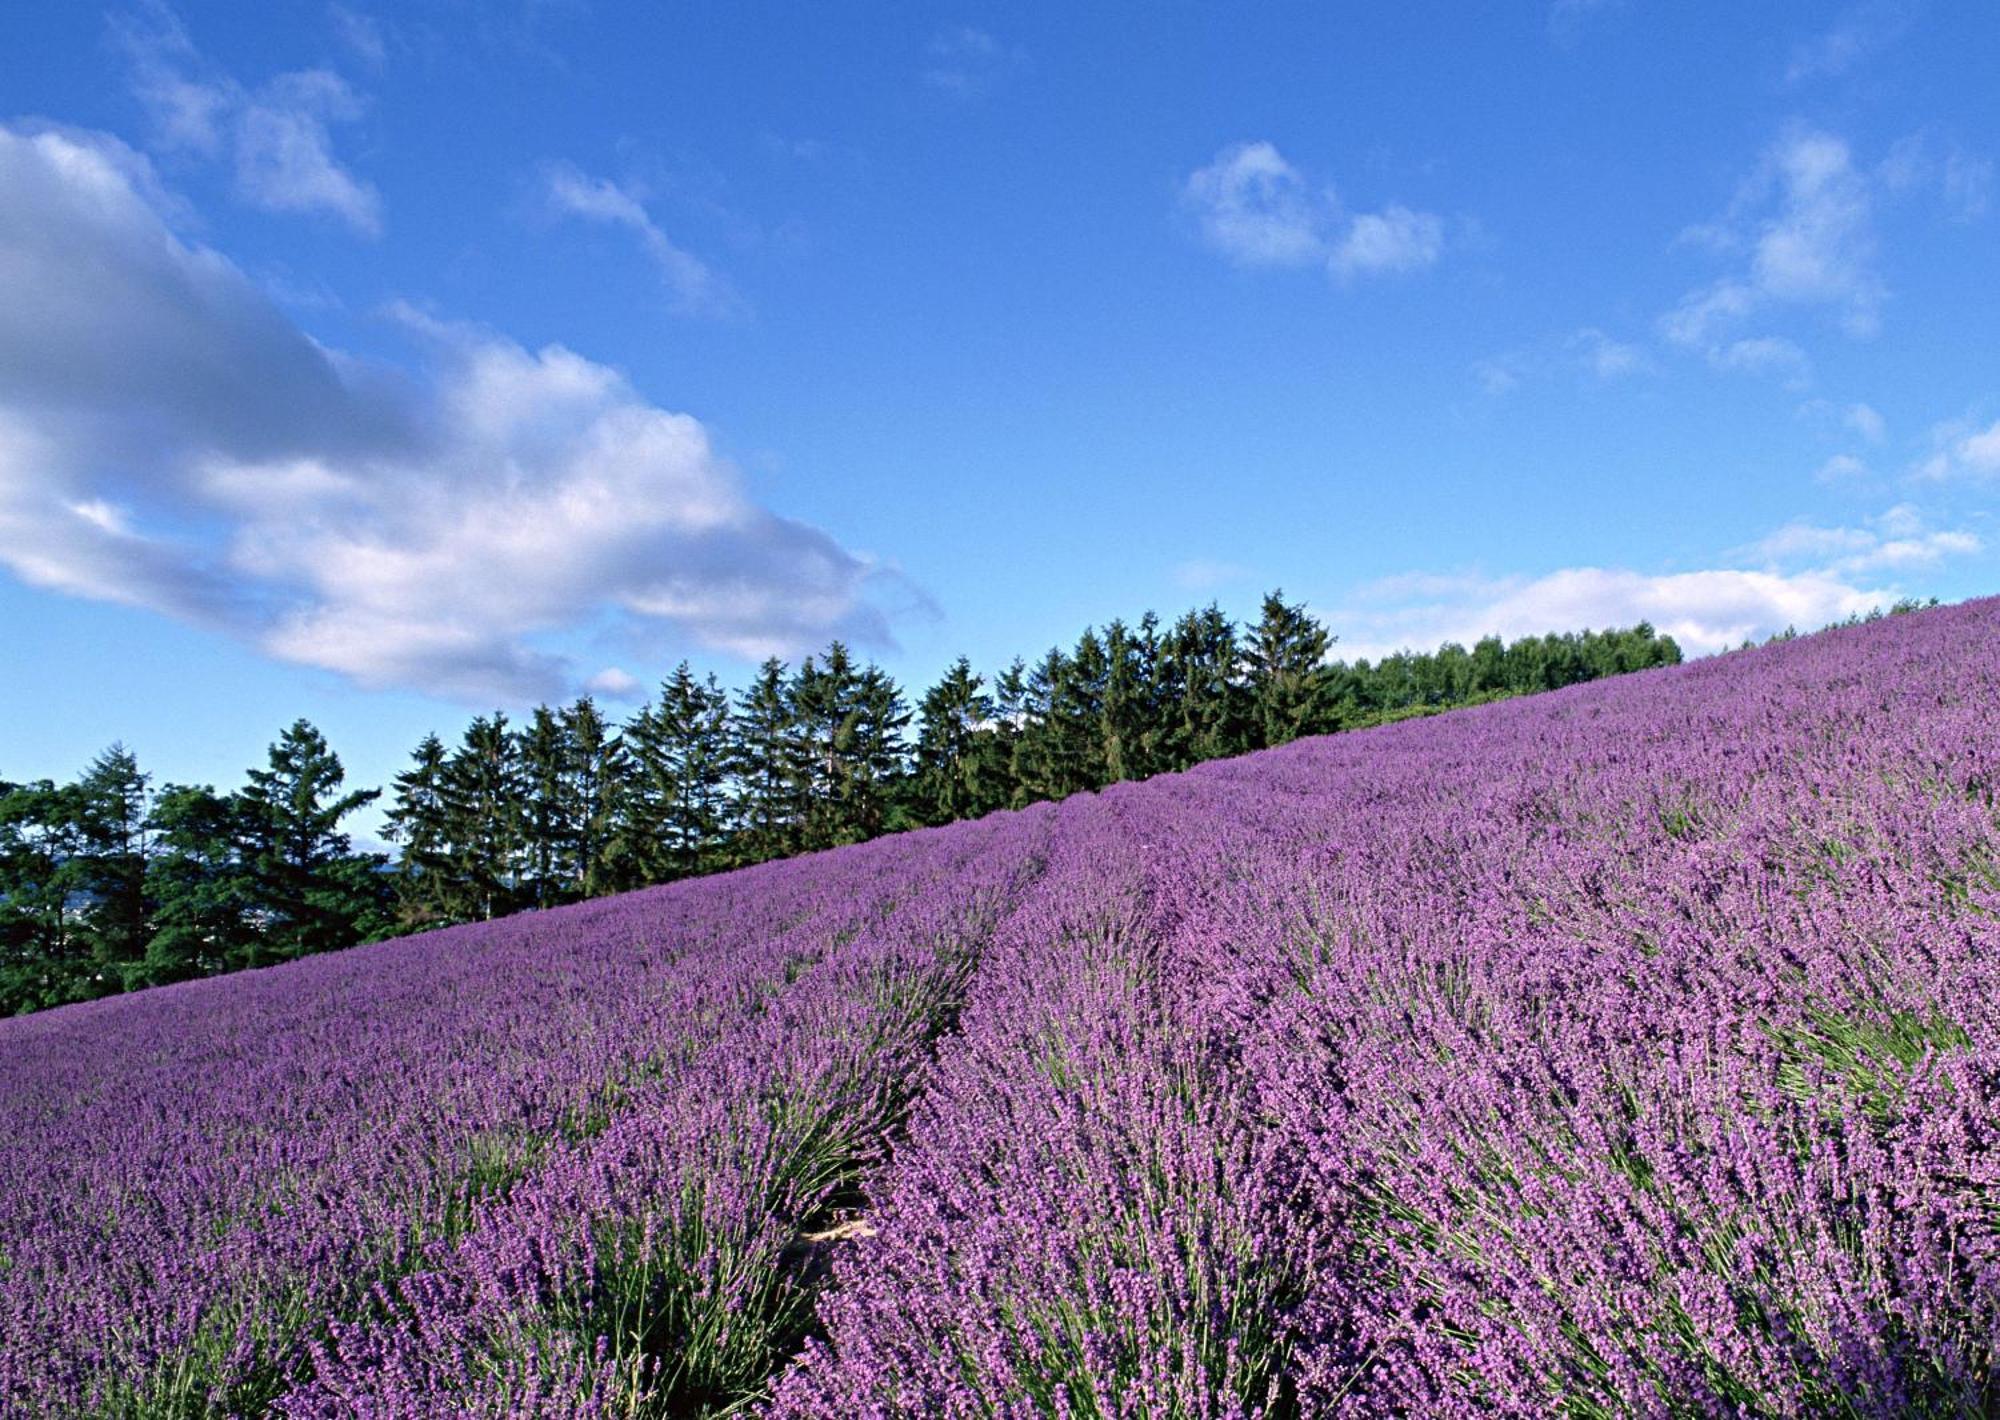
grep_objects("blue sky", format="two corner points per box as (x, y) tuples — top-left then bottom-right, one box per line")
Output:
(2, 0), (1997, 829)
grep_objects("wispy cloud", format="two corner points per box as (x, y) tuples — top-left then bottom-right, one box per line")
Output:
(1663, 125), (1882, 360)
(328, 4), (388, 68)
(1741, 504), (1980, 576)
(1172, 558), (1253, 592)
(1473, 328), (1652, 395)
(0, 123), (897, 702)
(541, 163), (740, 318)
(923, 27), (1026, 98)
(1785, 1), (1913, 83)
(1914, 413), (2000, 481)
(1181, 141), (1447, 284)
(113, 2), (382, 235)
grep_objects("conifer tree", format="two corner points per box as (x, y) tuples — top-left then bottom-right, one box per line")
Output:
(915, 657), (993, 825)
(141, 784), (259, 984)
(1242, 589), (1332, 748)
(442, 714), (524, 921)
(385, 733), (455, 931)
(562, 698), (627, 898)
(518, 706), (576, 910)
(730, 658), (803, 865)
(238, 720), (387, 960)
(69, 746), (153, 995)
(627, 664), (733, 880)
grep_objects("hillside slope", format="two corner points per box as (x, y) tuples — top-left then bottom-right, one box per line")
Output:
(4, 600), (1999, 1415)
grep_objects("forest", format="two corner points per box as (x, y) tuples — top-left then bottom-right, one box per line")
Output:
(0, 592), (1682, 1016)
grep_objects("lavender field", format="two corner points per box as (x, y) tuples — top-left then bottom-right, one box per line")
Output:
(5, 601), (2000, 1417)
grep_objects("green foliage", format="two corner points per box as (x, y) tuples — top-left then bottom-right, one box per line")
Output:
(0, 585), (1715, 1015)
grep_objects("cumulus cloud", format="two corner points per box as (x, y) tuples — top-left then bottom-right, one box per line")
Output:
(1334, 567), (1900, 662)
(0, 123), (896, 702)
(542, 163), (738, 317)
(1334, 503), (1977, 661)
(114, 3), (381, 234)
(1181, 141), (1445, 282)
(1663, 125), (1881, 359)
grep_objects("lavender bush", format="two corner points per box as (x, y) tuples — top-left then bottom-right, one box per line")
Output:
(5, 599), (2000, 1415)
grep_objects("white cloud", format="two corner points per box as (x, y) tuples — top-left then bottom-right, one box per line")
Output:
(1814, 453), (1870, 482)
(233, 69), (382, 234)
(1181, 141), (1446, 283)
(923, 27), (1026, 98)
(1844, 402), (1886, 442)
(1571, 327), (1650, 379)
(1711, 335), (1812, 385)
(1172, 558), (1252, 592)
(1329, 205), (1444, 280)
(1743, 503), (1980, 576)
(1334, 566), (1897, 661)
(542, 163), (738, 317)
(1180, 142), (1325, 268)
(0, 123), (896, 702)
(114, 4), (381, 234)
(1336, 501), (1978, 662)
(1785, 3), (1912, 83)
(1914, 415), (2000, 481)
(584, 667), (642, 700)
(1475, 330), (1653, 395)
(1662, 125), (1882, 369)
(329, 5), (388, 68)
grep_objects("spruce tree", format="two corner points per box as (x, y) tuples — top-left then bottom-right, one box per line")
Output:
(915, 657), (993, 826)
(142, 784), (259, 984)
(385, 733), (455, 931)
(70, 746), (152, 995)
(627, 664), (733, 880)
(238, 720), (387, 960)
(518, 706), (576, 910)
(562, 698), (628, 898)
(441, 714), (525, 921)
(1242, 589), (1332, 748)
(730, 659), (803, 865)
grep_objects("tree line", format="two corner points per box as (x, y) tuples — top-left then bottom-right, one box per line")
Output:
(1, 592), (1681, 1015)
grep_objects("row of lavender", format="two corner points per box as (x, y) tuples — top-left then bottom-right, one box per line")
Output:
(0, 808), (1050, 1414)
(5, 598), (1999, 1415)
(774, 599), (2000, 1415)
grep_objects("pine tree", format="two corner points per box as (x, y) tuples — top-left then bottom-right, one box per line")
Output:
(518, 706), (575, 910)
(1102, 616), (1161, 784)
(69, 746), (152, 995)
(627, 664), (733, 880)
(141, 784), (259, 984)
(441, 714), (524, 921)
(730, 659), (803, 865)
(0, 778), (78, 1014)
(1159, 605), (1247, 768)
(1242, 589), (1332, 748)
(385, 734), (455, 931)
(914, 657), (993, 825)
(238, 720), (387, 960)
(562, 698), (628, 898)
